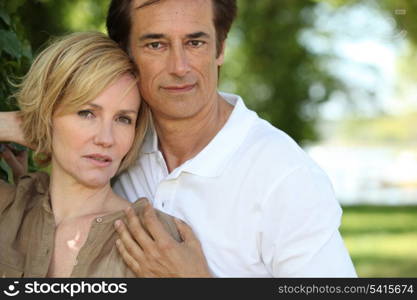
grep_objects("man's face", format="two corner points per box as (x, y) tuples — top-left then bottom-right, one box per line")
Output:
(129, 0), (225, 120)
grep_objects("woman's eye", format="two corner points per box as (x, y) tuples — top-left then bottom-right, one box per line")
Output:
(118, 116), (132, 125)
(77, 110), (94, 119)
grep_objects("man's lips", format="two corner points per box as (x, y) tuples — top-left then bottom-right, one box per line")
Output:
(83, 154), (113, 167)
(162, 84), (196, 93)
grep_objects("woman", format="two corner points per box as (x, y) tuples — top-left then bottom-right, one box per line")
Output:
(0, 32), (180, 277)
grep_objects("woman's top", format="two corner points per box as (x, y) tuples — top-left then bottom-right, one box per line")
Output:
(0, 172), (181, 277)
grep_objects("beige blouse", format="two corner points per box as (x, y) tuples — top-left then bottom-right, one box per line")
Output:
(0, 172), (180, 278)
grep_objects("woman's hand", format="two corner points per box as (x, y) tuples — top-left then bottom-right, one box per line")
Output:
(0, 144), (28, 183)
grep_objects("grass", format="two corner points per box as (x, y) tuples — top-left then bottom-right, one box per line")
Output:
(340, 205), (417, 277)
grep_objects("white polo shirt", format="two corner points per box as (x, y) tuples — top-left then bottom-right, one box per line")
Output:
(113, 92), (357, 277)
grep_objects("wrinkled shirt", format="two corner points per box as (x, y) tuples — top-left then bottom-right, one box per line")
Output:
(0, 172), (180, 278)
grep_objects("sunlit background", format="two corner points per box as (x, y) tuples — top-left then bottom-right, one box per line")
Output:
(1, 0), (416, 277)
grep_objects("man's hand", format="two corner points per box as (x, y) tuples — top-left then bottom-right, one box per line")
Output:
(114, 200), (212, 277)
(0, 144), (28, 183)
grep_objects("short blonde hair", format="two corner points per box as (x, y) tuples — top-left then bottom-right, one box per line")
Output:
(14, 32), (149, 174)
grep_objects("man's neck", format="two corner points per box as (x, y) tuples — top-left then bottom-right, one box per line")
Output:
(153, 94), (233, 173)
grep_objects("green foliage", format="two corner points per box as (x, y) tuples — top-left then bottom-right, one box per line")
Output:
(0, 1), (32, 182)
(220, 0), (346, 143)
(0, 1), (32, 112)
(341, 205), (417, 277)
(17, 0), (109, 52)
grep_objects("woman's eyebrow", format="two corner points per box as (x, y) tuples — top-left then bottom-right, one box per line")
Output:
(86, 104), (137, 114)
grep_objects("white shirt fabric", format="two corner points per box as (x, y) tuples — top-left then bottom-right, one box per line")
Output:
(113, 92), (357, 277)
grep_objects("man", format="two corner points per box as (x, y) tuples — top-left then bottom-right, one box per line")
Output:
(107, 0), (356, 277)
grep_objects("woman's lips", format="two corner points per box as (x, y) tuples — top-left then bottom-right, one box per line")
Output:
(83, 154), (112, 167)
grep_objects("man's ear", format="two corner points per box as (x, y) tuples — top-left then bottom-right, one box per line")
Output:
(216, 41), (226, 66)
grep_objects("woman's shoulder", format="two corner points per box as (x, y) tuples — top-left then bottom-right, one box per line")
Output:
(0, 171), (50, 215)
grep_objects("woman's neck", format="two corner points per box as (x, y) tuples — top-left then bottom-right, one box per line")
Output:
(49, 169), (126, 226)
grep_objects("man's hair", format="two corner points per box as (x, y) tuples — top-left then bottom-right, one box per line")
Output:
(14, 32), (149, 174)
(106, 0), (237, 57)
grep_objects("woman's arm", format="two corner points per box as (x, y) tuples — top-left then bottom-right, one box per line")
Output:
(0, 112), (27, 146)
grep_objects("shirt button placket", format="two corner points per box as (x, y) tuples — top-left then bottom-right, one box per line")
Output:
(156, 179), (179, 211)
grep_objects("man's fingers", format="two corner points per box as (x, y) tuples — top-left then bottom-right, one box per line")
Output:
(114, 219), (145, 261)
(174, 218), (199, 244)
(124, 206), (156, 253)
(141, 200), (174, 243)
(115, 239), (142, 277)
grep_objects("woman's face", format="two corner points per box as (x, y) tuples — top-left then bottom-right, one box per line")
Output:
(51, 74), (140, 188)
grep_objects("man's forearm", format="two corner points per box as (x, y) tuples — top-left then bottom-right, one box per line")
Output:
(0, 111), (26, 146)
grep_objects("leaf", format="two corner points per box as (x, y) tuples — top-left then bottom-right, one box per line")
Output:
(0, 29), (21, 58)
(4, 0), (26, 15)
(21, 40), (32, 60)
(0, 8), (11, 26)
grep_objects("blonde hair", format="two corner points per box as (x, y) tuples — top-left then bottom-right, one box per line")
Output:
(14, 32), (149, 174)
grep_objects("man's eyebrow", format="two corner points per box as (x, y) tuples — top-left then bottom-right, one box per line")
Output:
(135, 0), (161, 10)
(139, 33), (166, 41)
(186, 32), (210, 39)
(139, 32), (209, 42)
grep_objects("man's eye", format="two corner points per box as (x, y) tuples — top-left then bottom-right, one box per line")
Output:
(188, 40), (205, 47)
(147, 42), (163, 50)
(78, 110), (94, 119)
(117, 116), (132, 125)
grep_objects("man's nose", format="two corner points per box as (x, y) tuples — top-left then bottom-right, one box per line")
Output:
(93, 122), (114, 148)
(168, 45), (191, 77)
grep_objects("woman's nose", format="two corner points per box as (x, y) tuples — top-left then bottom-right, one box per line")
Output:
(93, 122), (114, 148)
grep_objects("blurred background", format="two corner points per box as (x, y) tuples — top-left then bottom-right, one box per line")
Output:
(1, 0), (416, 277)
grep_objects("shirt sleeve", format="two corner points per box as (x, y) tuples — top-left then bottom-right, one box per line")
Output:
(0, 179), (16, 216)
(259, 165), (357, 277)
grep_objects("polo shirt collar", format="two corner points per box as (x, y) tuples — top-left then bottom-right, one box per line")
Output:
(141, 121), (158, 154)
(141, 92), (258, 178)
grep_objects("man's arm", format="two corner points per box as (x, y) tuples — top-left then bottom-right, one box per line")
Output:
(260, 165), (357, 277)
(0, 112), (26, 146)
(114, 199), (212, 277)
